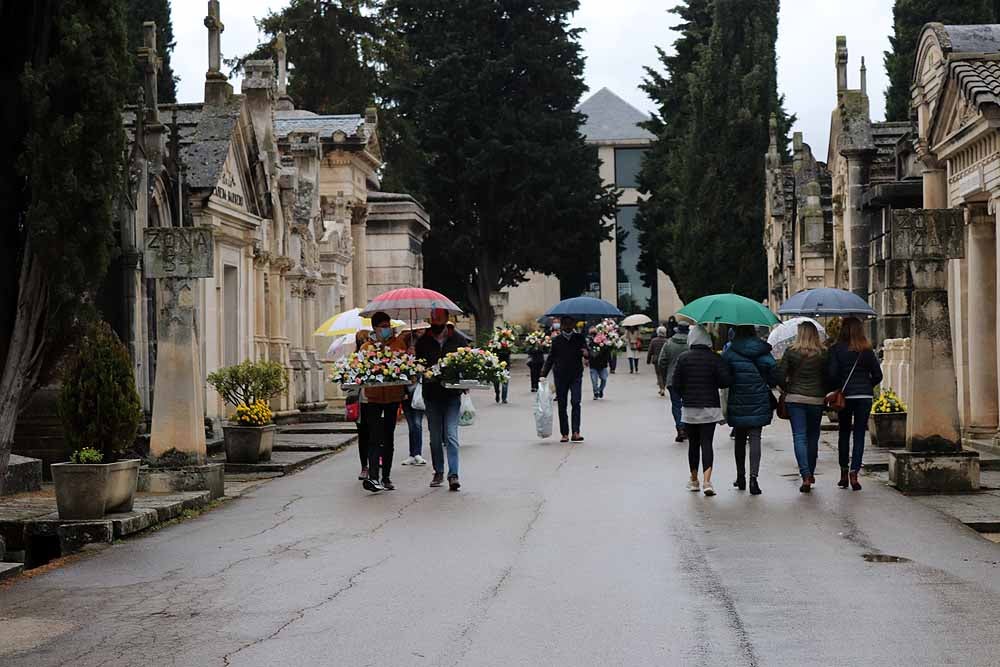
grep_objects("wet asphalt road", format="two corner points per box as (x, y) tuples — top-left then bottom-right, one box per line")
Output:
(3, 365), (1000, 666)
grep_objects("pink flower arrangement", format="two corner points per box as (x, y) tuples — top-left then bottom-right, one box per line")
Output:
(331, 344), (424, 386)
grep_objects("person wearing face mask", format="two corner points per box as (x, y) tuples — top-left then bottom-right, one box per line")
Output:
(359, 312), (408, 493)
(415, 308), (469, 491)
(541, 315), (589, 442)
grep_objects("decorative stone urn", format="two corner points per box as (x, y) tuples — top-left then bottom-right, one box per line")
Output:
(51, 459), (141, 520)
(869, 413), (907, 449)
(223, 424), (276, 464)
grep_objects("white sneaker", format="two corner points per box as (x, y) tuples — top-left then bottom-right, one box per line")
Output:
(703, 482), (716, 497)
(413, 455), (428, 465)
(400, 456), (417, 466)
(686, 479), (700, 492)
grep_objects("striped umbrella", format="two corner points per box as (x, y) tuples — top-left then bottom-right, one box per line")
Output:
(359, 288), (462, 319)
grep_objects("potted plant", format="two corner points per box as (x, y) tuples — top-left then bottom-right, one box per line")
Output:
(869, 387), (907, 448)
(53, 322), (144, 520)
(207, 360), (287, 464)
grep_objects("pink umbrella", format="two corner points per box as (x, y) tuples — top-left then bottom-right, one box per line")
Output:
(359, 287), (462, 319)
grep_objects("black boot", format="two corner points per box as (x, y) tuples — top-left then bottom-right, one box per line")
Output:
(734, 472), (746, 490)
(749, 477), (761, 495)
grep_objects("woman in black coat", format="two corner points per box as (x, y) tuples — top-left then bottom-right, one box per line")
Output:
(827, 317), (883, 490)
(672, 325), (732, 496)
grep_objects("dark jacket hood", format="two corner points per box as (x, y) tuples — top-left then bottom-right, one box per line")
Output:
(729, 336), (771, 360)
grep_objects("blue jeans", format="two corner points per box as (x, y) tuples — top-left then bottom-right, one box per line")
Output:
(493, 381), (509, 402)
(838, 398), (872, 472)
(668, 386), (684, 430)
(788, 403), (823, 478)
(555, 376), (582, 435)
(403, 402), (424, 457)
(590, 367), (608, 397)
(425, 395), (460, 476)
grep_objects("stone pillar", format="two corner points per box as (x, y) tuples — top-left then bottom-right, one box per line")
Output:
(843, 150), (875, 299)
(351, 206), (369, 307)
(274, 31), (294, 111)
(922, 165), (948, 209)
(143, 227), (214, 463)
(965, 206), (998, 435)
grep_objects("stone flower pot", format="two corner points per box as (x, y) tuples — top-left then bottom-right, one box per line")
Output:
(223, 424), (276, 464)
(51, 459), (141, 520)
(869, 412), (907, 449)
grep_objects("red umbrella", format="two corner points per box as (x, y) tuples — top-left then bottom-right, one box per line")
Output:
(359, 287), (462, 319)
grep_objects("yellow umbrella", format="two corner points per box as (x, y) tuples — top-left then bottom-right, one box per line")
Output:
(314, 307), (405, 337)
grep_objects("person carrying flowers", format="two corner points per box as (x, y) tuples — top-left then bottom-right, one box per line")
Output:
(415, 308), (470, 491)
(524, 329), (550, 392)
(488, 324), (517, 404)
(359, 311), (409, 493)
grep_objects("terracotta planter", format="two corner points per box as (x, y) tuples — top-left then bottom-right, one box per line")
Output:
(223, 424), (276, 464)
(51, 459), (140, 520)
(869, 412), (907, 449)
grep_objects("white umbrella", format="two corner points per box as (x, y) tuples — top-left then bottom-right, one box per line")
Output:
(326, 333), (357, 360)
(621, 314), (653, 327)
(767, 317), (826, 359)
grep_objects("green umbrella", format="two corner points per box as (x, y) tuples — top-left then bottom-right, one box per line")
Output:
(677, 293), (780, 327)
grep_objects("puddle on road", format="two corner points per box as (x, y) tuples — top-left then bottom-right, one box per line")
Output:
(862, 553), (911, 563)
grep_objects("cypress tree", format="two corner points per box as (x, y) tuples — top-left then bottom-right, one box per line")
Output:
(884, 0), (996, 121)
(638, 0), (791, 303)
(126, 0), (177, 102)
(0, 0), (129, 488)
(385, 0), (618, 334)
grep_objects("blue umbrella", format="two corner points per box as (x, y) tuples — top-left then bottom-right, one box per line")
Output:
(778, 288), (876, 318)
(544, 296), (623, 319)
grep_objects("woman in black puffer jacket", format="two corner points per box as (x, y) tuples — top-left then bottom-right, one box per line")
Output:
(827, 317), (883, 490)
(672, 325), (732, 496)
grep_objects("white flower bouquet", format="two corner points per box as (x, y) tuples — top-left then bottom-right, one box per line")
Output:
(427, 347), (510, 388)
(523, 329), (551, 353)
(331, 345), (425, 387)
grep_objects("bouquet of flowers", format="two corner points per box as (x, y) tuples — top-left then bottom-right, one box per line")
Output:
(523, 329), (551, 353)
(488, 324), (520, 354)
(872, 388), (907, 414)
(331, 344), (425, 387)
(426, 347), (510, 386)
(591, 318), (625, 353)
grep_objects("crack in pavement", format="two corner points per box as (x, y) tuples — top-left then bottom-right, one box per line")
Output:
(437, 497), (547, 667)
(671, 520), (759, 667)
(351, 488), (437, 538)
(220, 555), (392, 666)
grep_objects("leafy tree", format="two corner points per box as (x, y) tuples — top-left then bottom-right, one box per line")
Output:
(386, 0), (619, 335)
(125, 0), (177, 103)
(0, 0), (128, 489)
(884, 0), (996, 121)
(638, 0), (791, 303)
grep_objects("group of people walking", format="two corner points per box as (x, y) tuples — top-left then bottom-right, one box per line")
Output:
(351, 308), (466, 494)
(661, 316), (883, 496)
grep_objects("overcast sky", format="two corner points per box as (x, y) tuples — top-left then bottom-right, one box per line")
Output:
(172, 1), (895, 160)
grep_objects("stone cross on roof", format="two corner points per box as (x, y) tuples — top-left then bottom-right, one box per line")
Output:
(205, 0), (224, 75)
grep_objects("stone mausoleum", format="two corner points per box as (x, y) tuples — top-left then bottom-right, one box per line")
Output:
(13, 2), (428, 472)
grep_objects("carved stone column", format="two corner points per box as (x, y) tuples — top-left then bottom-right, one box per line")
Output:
(351, 203), (369, 307)
(966, 204), (998, 435)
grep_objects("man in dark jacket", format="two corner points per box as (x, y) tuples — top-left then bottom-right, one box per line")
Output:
(647, 326), (669, 396)
(415, 308), (469, 491)
(542, 316), (588, 442)
(657, 323), (690, 442)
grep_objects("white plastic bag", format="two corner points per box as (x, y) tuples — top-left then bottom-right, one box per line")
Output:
(459, 392), (476, 427)
(411, 382), (426, 411)
(534, 381), (554, 438)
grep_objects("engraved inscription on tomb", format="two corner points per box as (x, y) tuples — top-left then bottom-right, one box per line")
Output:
(144, 227), (215, 279)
